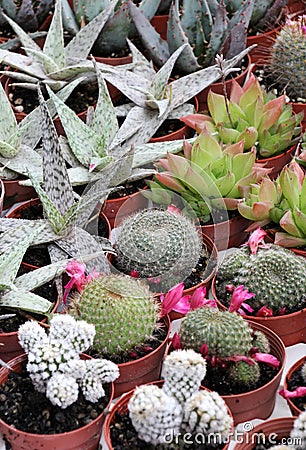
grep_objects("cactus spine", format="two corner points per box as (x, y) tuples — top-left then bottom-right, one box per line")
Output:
(114, 208), (202, 291)
(269, 15), (306, 100)
(71, 274), (160, 355)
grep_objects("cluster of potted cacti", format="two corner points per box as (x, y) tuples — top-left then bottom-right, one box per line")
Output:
(0, 0), (304, 449)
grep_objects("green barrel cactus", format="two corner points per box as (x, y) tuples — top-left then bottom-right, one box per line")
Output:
(215, 244), (306, 314)
(253, 330), (271, 354)
(227, 360), (261, 386)
(269, 15), (306, 100)
(179, 307), (253, 358)
(71, 274), (160, 356)
(114, 208), (202, 291)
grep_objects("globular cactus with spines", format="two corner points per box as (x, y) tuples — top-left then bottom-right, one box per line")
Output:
(215, 244), (306, 314)
(181, 390), (233, 442)
(253, 330), (271, 354)
(128, 349), (233, 446)
(162, 349), (207, 404)
(71, 274), (160, 356)
(301, 361), (306, 382)
(114, 208), (202, 292)
(128, 384), (182, 445)
(269, 15), (306, 100)
(227, 360), (261, 386)
(179, 307), (253, 358)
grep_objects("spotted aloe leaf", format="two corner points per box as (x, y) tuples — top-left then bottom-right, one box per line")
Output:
(0, 82), (18, 145)
(46, 86), (103, 167)
(65, 0), (119, 59)
(0, 145), (42, 179)
(0, 291), (53, 315)
(128, 0), (170, 67)
(167, 0), (201, 74)
(43, 0), (65, 69)
(0, 225), (44, 290)
(1, 11), (41, 53)
(0, 219), (61, 246)
(0, 48), (48, 80)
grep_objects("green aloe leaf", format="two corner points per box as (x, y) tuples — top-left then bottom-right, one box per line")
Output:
(0, 82), (17, 143)
(0, 49), (47, 79)
(46, 86), (103, 167)
(0, 12), (41, 53)
(0, 291), (53, 315)
(0, 145), (42, 179)
(0, 141), (19, 158)
(65, 0), (119, 59)
(23, 47), (59, 75)
(43, 0), (65, 70)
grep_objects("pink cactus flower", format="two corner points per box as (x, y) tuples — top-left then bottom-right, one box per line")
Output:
(256, 306), (273, 317)
(279, 387), (306, 399)
(172, 332), (181, 350)
(63, 261), (100, 304)
(229, 285), (255, 313)
(252, 352), (280, 368)
(160, 282), (191, 316)
(244, 227), (267, 254)
(190, 287), (217, 310)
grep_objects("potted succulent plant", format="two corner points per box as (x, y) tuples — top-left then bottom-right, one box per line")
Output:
(238, 159), (306, 255)
(111, 206), (217, 293)
(279, 355), (306, 416)
(181, 73), (303, 179)
(63, 261), (171, 398)
(233, 410), (306, 449)
(144, 126), (271, 250)
(212, 228), (306, 346)
(0, 314), (120, 450)
(173, 303), (285, 425)
(104, 349), (234, 449)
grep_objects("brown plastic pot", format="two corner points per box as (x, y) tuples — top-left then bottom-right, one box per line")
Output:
(283, 355), (306, 416)
(0, 295), (60, 363)
(233, 416), (295, 449)
(212, 276), (306, 347)
(292, 102), (306, 132)
(221, 320), (286, 426)
(167, 234), (218, 321)
(2, 178), (36, 209)
(200, 214), (252, 252)
(0, 353), (114, 450)
(113, 315), (171, 398)
(150, 14), (169, 41)
(104, 381), (234, 450)
(255, 144), (296, 180)
(246, 26), (282, 65)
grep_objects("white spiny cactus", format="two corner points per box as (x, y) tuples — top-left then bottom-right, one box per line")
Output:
(128, 384), (182, 445)
(162, 349), (207, 404)
(301, 361), (306, 382)
(18, 314), (119, 409)
(290, 410), (306, 449)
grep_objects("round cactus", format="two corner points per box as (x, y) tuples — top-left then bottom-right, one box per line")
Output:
(179, 307), (253, 357)
(269, 15), (306, 100)
(71, 274), (160, 356)
(113, 208), (202, 291)
(252, 330), (271, 354)
(215, 244), (306, 314)
(290, 410), (306, 449)
(227, 360), (260, 386)
(301, 361), (306, 383)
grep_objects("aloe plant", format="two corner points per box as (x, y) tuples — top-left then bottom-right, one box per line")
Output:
(0, 0), (123, 91)
(0, 0), (54, 31)
(128, 0), (254, 74)
(144, 127), (271, 222)
(0, 224), (104, 315)
(62, 0), (162, 54)
(0, 75), (84, 181)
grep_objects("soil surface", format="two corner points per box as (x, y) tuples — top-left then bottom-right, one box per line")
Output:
(0, 362), (110, 436)
(286, 366), (306, 412)
(107, 178), (148, 200)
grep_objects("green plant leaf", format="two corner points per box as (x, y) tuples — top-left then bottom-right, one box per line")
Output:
(43, 0), (65, 70)
(0, 290), (53, 315)
(0, 12), (41, 53)
(0, 82), (17, 143)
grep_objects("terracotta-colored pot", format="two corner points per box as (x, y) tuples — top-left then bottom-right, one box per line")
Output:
(104, 381), (234, 450)
(220, 320), (286, 426)
(200, 214), (252, 252)
(113, 315), (171, 398)
(246, 26), (282, 65)
(0, 353), (114, 450)
(167, 234), (218, 321)
(197, 55), (252, 112)
(150, 14), (169, 41)
(283, 355), (306, 416)
(292, 102), (306, 132)
(211, 276), (306, 347)
(102, 186), (149, 229)
(256, 144), (295, 180)
(2, 178), (36, 209)
(233, 416), (295, 449)
(0, 295), (60, 363)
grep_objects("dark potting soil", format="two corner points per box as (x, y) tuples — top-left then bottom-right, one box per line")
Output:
(107, 178), (148, 200)
(200, 208), (239, 226)
(109, 410), (228, 449)
(0, 363), (110, 435)
(88, 320), (167, 365)
(0, 281), (58, 333)
(152, 119), (191, 139)
(286, 366), (306, 412)
(202, 362), (280, 396)
(9, 84), (39, 114)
